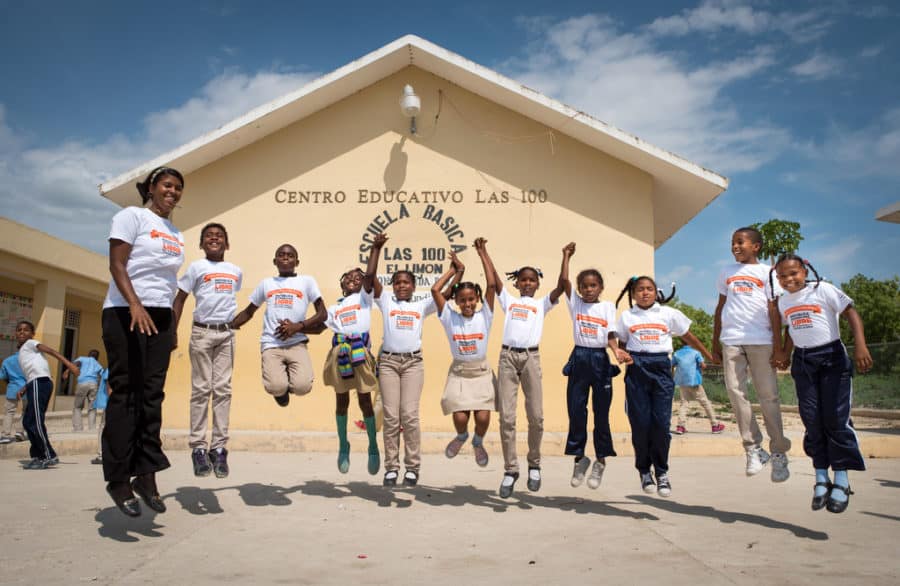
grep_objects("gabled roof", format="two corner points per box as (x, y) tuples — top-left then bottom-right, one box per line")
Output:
(100, 34), (728, 247)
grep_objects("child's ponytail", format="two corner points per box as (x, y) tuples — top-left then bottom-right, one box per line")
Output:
(615, 276), (671, 308)
(615, 276), (639, 308)
(773, 253), (823, 290)
(656, 282), (676, 305)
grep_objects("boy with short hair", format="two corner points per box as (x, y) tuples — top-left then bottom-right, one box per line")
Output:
(713, 227), (791, 481)
(67, 349), (104, 431)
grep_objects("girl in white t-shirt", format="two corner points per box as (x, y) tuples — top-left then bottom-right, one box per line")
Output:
(173, 222), (242, 479)
(319, 236), (385, 477)
(15, 320), (80, 470)
(231, 244), (327, 406)
(432, 238), (498, 469)
(771, 254), (872, 514)
(486, 243), (565, 499)
(372, 233), (461, 487)
(614, 276), (714, 498)
(559, 243), (624, 490)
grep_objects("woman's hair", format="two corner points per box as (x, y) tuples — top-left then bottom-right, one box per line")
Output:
(135, 166), (184, 205)
(453, 281), (483, 302)
(16, 320), (35, 333)
(769, 253), (821, 298)
(615, 276), (676, 308)
(576, 268), (604, 288)
(390, 270), (416, 284)
(200, 222), (229, 247)
(505, 266), (543, 281)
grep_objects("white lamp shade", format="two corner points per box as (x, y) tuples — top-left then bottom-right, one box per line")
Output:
(399, 84), (421, 117)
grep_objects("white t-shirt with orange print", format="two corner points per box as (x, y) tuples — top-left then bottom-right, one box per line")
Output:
(375, 295), (436, 353)
(566, 293), (616, 348)
(716, 262), (781, 345)
(778, 282), (852, 348)
(249, 275), (322, 351)
(103, 206), (185, 309)
(498, 289), (556, 348)
(615, 303), (691, 354)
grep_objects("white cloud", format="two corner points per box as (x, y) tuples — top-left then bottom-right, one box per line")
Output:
(646, 0), (830, 42)
(505, 14), (790, 174)
(659, 264), (699, 286)
(0, 69), (319, 253)
(790, 52), (843, 80)
(859, 45), (883, 58)
(798, 107), (900, 179)
(802, 236), (864, 283)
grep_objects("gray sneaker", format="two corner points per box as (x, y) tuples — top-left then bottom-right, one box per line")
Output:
(770, 452), (790, 483)
(587, 460), (606, 489)
(570, 457), (591, 487)
(209, 448), (229, 478)
(0, 436), (12, 445)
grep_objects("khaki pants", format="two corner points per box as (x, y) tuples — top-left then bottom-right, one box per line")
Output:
(72, 381), (98, 431)
(189, 326), (235, 451)
(3, 397), (24, 438)
(497, 348), (544, 473)
(722, 344), (791, 454)
(96, 409), (106, 457)
(677, 385), (718, 427)
(378, 352), (424, 472)
(261, 343), (314, 398)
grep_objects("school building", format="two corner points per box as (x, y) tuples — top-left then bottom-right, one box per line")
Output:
(98, 35), (727, 433)
(0, 217), (108, 406)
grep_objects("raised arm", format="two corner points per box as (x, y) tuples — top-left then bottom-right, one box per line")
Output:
(365, 233), (388, 299)
(553, 242), (575, 302)
(441, 254), (465, 300)
(842, 306), (873, 373)
(430, 261), (457, 315)
(109, 239), (157, 335)
(475, 238), (496, 311)
(478, 239), (503, 296)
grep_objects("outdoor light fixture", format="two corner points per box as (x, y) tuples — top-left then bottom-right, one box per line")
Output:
(399, 84), (421, 135)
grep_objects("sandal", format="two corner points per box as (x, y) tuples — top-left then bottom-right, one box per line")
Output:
(811, 481), (832, 511)
(826, 484), (853, 514)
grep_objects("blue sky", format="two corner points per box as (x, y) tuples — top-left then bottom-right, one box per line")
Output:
(1, 0), (898, 311)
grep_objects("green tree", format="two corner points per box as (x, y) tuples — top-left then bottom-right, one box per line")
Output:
(670, 299), (714, 351)
(750, 219), (803, 265)
(839, 274), (900, 375)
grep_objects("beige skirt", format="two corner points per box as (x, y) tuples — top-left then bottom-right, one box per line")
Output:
(440, 358), (498, 415)
(322, 345), (379, 396)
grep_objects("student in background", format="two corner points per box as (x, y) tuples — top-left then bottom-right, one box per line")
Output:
(66, 349), (104, 432)
(0, 351), (27, 444)
(671, 343), (725, 435)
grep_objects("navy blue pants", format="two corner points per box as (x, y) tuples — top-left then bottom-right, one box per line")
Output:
(22, 377), (56, 461)
(564, 346), (618, 459)
(791, 340), (865, 471)
(624, 353), (674, 475)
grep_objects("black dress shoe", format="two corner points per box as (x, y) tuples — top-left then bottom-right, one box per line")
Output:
(132, 477), (167, 513)
(106, 482), (141, 517)
(826, 484), (852, 514)
(811, 481), (831, 511)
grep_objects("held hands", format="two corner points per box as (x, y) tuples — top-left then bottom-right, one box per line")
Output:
(450, 251), (465, 273)
(711, 342), (723, 365)
(129, 302), (159, 335)
(276, 319), (304, 340)
(854, 345), (874, 374)
(614, 347), (633, 365)
(771, 349), (790, 370)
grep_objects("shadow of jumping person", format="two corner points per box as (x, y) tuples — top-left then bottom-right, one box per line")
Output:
(873, 478), (900, 489)
(170, 485), (224, 515)
(95, 507), (164, 542)
(626, 494), (828, 541)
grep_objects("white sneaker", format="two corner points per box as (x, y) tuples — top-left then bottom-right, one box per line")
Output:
(570, 457), (591, 487)
(587, 460), (606, 489)
(745, 447), (770, 476)
(656, 473), (672, 498)
(770, 452), (790, 483)
(641, 472), (656, 494)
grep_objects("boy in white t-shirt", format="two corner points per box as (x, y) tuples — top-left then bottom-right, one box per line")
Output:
(14, 320), (80, 469)
(174, 223), (243, 478)
(485, 242), (566, 499)
(231, 244), (326, 408)
(713, 227), (791, 481)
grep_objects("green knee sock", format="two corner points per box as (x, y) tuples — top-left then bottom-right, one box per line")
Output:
(364, 416), (378, 453)
(336, 414), (350, 450)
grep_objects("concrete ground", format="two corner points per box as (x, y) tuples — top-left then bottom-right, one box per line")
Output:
(1, 451), (899, 585)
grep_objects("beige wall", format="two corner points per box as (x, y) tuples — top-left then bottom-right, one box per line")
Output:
(165, 66), (655, 433)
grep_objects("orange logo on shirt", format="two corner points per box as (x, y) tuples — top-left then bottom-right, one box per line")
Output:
(726, 275), (764, 287)
(629, 323), (669, 333)
(203, 273), (239, 282)
(452, 333), (484, 341)
(576, 314), (608, 326)
(149, 230), (183, 245)
(389, 310), (421, 319)
(267, 289), (304, 299)
(509, 303), (537, 313)
(336, 304), (361, 316)
(784, 304), (822, 317)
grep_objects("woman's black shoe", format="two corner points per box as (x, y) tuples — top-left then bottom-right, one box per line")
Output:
(132, 475), (167, 513)
(106, 482), (141, 517)
(826, 484), (852, 514)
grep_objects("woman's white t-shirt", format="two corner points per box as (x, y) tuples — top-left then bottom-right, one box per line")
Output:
(438, 303), (493, 361)
(103, 206), (185, 309)
(177, 259), (243, 324)
(375, 295), (436, 353)
(778, 282), (852, 348)
(615, 303), (692, 353)
(566, 294), (616, 348)
(18, 339), (51, 381)
(248, 275), (322, 351)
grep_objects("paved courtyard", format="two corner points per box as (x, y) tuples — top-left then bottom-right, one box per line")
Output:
(1, 452), (898, 585)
